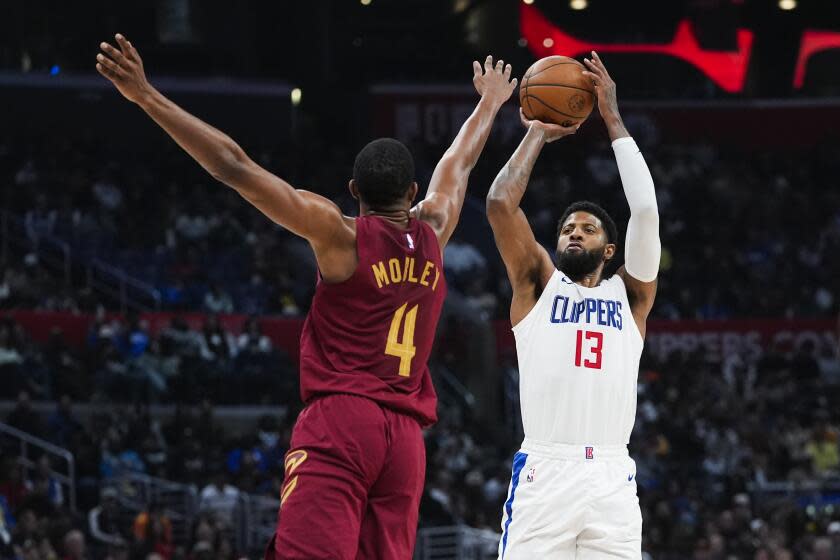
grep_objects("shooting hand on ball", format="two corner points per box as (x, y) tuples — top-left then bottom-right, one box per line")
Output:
(582, 51), (629, 141)
(520, 109), (578, 144)
(96, 34), (154, 104)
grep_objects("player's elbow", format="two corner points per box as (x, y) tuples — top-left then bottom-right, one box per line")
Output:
(486, 193), (513, 217)
(632, 203), (660, 226)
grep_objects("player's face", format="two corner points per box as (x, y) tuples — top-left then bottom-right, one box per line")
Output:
(555, 212), (614, 279)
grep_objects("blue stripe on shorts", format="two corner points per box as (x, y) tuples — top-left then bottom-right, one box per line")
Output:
(501, 451), (528, 559)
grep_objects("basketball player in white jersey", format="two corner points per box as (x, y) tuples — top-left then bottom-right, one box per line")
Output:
(486, 51), (660, 559)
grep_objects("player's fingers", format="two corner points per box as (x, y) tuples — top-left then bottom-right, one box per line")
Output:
(96, 53), (123, 75)
(96, 62), (119, 82)
(115, 34), (129, 54)
(495, 59), (504, 73)
(583, 58), (602, 77)
(504, 63), (512, 79)
(115, 34), (137, 62)
(591, 51), (609, 75)
(581, 70), (600, 86)
(473, 60), (482, 77)
(484, 55), (493, 72)
(510, 77), (518, 90)
(519, 108), (531, 127)
(100, 42), (126, 65)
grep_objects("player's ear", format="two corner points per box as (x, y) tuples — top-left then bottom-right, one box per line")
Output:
(604, 243), (616, 261)
(407, 181), (419, 204)
(348, 179), (360, 200)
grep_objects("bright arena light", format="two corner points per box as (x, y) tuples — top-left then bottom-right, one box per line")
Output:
(360, 0), (371, 5)
(570, 0), (588, 10)
(543, 37), (554, 48)
(291, 88), (302, 106)
(778, 0), (796, 9)
(522, 0), (535, 5)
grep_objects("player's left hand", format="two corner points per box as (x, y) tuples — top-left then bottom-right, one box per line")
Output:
(582, 51), (619, 121)
(96, 34), (153, 104)
(473, 55), (518, 107)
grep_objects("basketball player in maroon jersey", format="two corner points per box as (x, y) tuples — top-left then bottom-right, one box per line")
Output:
(96, 35), (517, 559)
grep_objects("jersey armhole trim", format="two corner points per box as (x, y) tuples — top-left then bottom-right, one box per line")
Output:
(612, 274), (645, 345)
(511, 270), (558, 336)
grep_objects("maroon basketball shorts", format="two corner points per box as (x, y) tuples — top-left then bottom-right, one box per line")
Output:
(265, 393), (426, 560)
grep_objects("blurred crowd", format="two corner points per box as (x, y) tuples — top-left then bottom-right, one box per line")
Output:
(1, 393), (288, 560)
(2, 122), (839, 321)
(0, 313), (295, 405)
(1, 314), (839, 558)
(3, 108), (840, 559)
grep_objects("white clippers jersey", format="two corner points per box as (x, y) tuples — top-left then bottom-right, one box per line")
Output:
(512, 270), (644, 445)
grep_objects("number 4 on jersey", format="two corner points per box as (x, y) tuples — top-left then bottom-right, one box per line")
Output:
(575, 330), (603, 369)
(386, 303), (418, 377)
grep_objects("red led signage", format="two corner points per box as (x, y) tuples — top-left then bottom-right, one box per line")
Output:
(794, 29), (840, 89)
(520, 4), (840, 93)
(519, 3), (754, 93)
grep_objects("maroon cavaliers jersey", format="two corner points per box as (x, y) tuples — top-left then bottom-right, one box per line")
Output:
(298, 215), (446, 427)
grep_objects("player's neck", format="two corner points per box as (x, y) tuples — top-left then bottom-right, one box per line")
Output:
(573, 270), (603, 288)
(361, 204), (411, 229)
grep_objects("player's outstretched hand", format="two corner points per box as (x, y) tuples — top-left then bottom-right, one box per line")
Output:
(520, 109), (578, 143)
(472, 55), (518, 106)
(96, 34), (153, 104)
(582, 51), (619, 121)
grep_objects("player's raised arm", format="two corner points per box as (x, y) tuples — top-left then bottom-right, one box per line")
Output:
(486, 112), (577, 325)
(413, 56), (517, 248)
(583, 51), (660, 332)
(95, 35), (348, 250)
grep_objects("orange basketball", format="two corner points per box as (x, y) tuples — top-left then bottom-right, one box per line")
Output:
(519, 56), (596, 127)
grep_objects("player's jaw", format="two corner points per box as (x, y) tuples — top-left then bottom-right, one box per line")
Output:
(555, 242), (606, 281)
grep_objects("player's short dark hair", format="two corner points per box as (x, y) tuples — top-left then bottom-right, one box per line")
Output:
(557, 201), (618, 245)
(353, 138), (415, 208)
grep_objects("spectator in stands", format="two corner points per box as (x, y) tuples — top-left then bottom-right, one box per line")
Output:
(203, 283), (234, 314)
(805, 424), (840, 477)
(198, 469), (240, 528)
(132, 501), (173, 560)
(235, 317), (271, 356)
(47, 396), (82, 448)
(5, 391), (45, 438)
(62, 529), (88, 560)
(0, 267), (11, 308)
(0, 457), (28, 514)
(44, 328), (82, 399)
(0, 495), (13, 555)
(26, 455), (64, 510)
(199, 315), (234, 366)
(0, 319), (25, 396)
(87, 486), (126, 548)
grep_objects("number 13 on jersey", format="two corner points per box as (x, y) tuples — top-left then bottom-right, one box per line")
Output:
(575, 330), (603, 369)
(386, 303), (418, 376)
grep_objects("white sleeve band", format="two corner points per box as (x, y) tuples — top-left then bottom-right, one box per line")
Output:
(612, 137), (660, 282)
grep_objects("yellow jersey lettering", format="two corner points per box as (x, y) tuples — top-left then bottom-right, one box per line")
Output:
(420, 261), (434, 286)
(372, 262), (389, 289)
(432, 267), (441, 291)
(407, 257), (418, 283)
(402, 257), (411, 282)
(388, 258), (403, 283)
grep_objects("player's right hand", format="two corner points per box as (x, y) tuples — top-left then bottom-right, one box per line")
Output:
(520, 109), (578, 143)
(96, 34), (153, 104)
(473, 55), (518, 106)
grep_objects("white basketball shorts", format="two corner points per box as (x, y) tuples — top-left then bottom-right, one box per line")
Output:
(498, 439), (642, 559)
